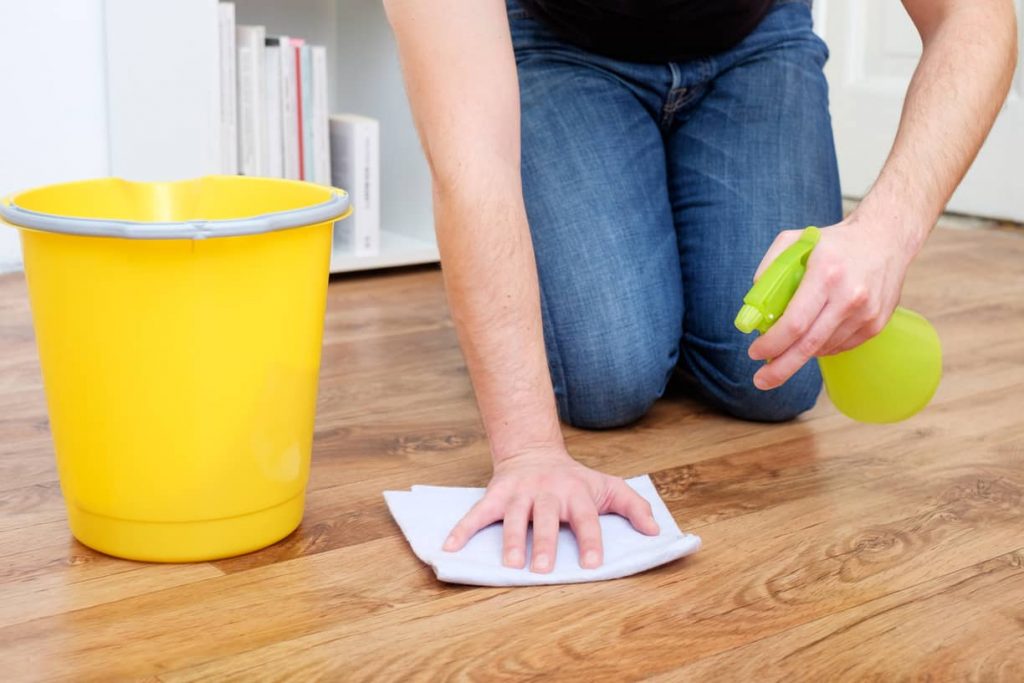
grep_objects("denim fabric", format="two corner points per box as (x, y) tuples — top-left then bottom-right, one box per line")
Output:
(509, 0), (841, 428)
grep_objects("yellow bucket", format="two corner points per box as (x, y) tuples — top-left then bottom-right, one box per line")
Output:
(0, 176), (351, 562)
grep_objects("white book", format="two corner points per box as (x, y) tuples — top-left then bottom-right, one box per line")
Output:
(278, 36), (300, 180)
(264, 39), (283, 178)
(217, 3), (238, 174)
(236, 24), (266, 176)
(310, 45), (332, 186)
(330, 114), (380, 257)
(298, 44), (314, 182)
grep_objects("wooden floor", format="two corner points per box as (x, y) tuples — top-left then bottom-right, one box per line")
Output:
(1, 226), (1023, 681)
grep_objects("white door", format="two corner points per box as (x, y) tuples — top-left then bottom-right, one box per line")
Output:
(818, 0), (1024, 222)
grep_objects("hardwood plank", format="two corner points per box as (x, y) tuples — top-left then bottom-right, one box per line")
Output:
(0, 559), (223, 631)
(657, 549), (1024, 681)
(0, 535), (444, 680)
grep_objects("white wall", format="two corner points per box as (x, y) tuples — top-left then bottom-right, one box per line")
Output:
(104, 0), (221, 182)
(820, 0), (1024, 222)
(0, 0), (220, 274)
(0, 0), (110, 272)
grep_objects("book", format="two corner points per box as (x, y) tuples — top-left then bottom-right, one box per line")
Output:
(310, 45), (332, 186)
(330, 114), (380, 257)
(217, 3), (238, 174)
(278, 37), (300, 180)
(291, 39), (305, 180)
(264, 38), (283, 178)
(298, 44), (314, 182)
(236, 24), (266, 176)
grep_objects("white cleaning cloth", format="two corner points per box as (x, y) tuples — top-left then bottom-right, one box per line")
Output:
(383, 475), (701, 586)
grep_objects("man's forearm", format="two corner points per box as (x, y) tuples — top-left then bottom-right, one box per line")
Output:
(851, 0), (1018, 255)
(435, 180), (564, 461)
(385, 0), (565, 462)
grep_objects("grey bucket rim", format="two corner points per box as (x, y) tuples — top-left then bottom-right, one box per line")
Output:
(0, 177), (351, 240)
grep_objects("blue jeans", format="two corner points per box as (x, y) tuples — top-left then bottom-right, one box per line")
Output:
(509, 0), (841, 429)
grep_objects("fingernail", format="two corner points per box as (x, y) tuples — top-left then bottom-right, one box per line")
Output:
(533, 554), (550, 572)
(754, 375), (770, 390)
(648, 516), (661, 534)
(582, 551), (600, 568)
(442, 534), (457, 551)
(505, 548), (523, 567)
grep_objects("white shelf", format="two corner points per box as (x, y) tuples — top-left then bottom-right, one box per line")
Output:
(330, 227), (439, 274)
(233, 0), (439, 276)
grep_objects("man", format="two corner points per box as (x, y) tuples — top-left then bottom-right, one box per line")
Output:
(383, 0), (1017, 573)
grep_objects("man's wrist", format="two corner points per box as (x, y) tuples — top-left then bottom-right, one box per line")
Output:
(489, 424), (565, 463)
(847, 194), (932, 264)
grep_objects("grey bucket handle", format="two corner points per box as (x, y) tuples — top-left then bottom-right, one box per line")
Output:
(0, 184), (350, 240)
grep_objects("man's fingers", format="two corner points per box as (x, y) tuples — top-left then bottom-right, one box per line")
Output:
(754, 301), (844, 390)
(501, 496), (532, 568)
(567, 496), (603, 569)
(753, 230), (802, 283)
(530, 493), (560, 573)
(605, 479), (659, 536)
(828, 322), (882, 356)
(443, 493), (504, 552)
(818, 314), (864, 357)
(749, 265), (831, 363)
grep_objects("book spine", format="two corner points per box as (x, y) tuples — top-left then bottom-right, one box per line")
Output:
(292, 40), (305, 180)
(330, 116), (381, 258)
(264, 42), (283, 178)
(310, 45), (331, 186)
(236, 41), (255, 175)
(329, 118), (355, 253)
(236, 25), (266, 176)
(217, 3), (238, 174)
(279, 37), (300, 180)
(355, 119), (380, 257)
(299, 45), (315, 183)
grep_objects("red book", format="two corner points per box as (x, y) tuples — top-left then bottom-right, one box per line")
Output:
(291, 38), (306, 180)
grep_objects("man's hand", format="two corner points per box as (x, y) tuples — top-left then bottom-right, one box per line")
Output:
(747, 218), (912, 390)
(745, 0), (1016, 392)
(442, 448), (660, 573)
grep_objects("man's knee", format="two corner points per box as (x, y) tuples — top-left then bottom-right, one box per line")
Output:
(686, 345), (822, 422)
(554, 350), (674, 430)
(722, 371), (821, 422)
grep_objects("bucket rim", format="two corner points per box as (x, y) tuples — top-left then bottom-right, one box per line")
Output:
(0, 176), (351, 240)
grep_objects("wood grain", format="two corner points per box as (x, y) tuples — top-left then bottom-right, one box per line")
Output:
(0, 227), (1022, 681)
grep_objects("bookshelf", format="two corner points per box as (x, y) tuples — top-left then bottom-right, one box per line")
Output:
(1, 0), (439, 274)
(230, 0), (438, 274)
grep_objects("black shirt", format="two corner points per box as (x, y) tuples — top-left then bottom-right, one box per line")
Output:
(516, 0), (775, 63)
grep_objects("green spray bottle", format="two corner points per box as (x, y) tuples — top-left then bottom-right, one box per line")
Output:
(734, 226), (942, 423)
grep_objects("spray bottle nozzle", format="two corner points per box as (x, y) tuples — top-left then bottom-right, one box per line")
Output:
(734, 304), (764, 334)
(734, 226), (821, 335)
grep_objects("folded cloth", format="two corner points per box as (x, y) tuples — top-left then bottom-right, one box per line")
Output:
(383, 474), (701, 587)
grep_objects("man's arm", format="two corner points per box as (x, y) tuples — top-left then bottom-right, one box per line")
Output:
(748, 0), (1018, 386)
(384, 0), (657, 573)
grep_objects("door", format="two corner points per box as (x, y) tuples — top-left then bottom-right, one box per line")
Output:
(818, 0), (1024, 222)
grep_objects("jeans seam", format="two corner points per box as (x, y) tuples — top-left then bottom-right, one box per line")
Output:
(661, 63), (684, 130)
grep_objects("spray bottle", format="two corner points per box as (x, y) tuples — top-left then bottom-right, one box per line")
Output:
(734, 226), (942, 423)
